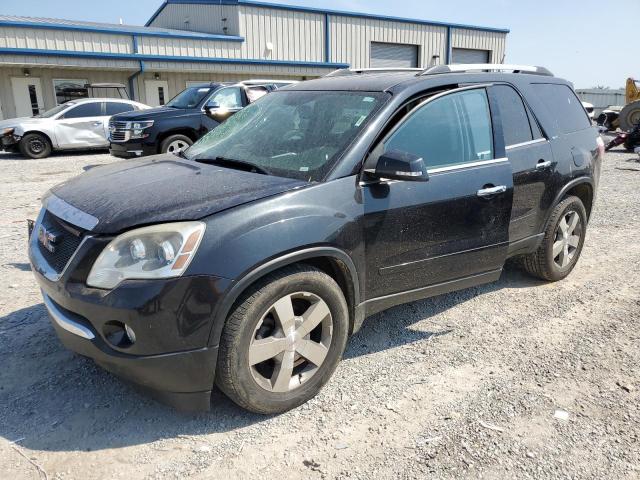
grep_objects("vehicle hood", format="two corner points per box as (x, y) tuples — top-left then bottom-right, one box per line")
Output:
(111, 106), (198, 121)
(46, 155), (308, 234)
(0, 117), (49, 131)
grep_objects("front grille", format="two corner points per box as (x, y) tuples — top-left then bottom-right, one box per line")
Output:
(108, 120), (129, 142)
(37, 210), (84, 274)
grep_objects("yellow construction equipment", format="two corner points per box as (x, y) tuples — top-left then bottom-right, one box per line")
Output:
(619, 77), (640, 130)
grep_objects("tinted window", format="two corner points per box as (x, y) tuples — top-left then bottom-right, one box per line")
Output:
(384, 89), (494, 169)
(493, 85), (532, 146)
(106, 102), (135, 115)
(166, 87), (212, 109)
(532, 83), (590, 134)
(63, 102), (102, 119)
(208, 87), (242, 109)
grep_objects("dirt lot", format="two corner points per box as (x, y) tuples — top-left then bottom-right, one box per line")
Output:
(1, 147), (639, 480)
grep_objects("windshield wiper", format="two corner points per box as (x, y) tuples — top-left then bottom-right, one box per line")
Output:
(175, 149), (189, 159)
(195, 156), (271, 175)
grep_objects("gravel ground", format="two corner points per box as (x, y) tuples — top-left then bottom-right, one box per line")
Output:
(0, 147), (639, 480)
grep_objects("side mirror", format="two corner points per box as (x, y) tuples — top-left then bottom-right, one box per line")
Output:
(204, 102), (220, 117)
(372, 149), (428, 181)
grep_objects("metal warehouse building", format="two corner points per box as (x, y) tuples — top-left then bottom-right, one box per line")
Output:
(0, 0), (508, 119)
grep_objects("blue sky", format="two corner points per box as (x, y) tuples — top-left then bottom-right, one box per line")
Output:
(3, 0), (635, 89)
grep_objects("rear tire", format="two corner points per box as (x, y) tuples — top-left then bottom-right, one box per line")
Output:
(619, 101), (640, 131)
(160, 134), (192, 155)
(216, 265), (349, 414)
(19, 132), (52, 159)
(520, 196), (587, 281)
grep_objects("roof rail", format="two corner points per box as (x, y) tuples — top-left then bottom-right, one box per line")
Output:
(421, 64), (554, 77)
(325, 67), (424, 77)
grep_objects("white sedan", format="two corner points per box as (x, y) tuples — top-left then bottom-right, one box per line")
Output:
(0, 98), (150, 159)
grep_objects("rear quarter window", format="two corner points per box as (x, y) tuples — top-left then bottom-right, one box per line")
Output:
(532, 83), (590, 134)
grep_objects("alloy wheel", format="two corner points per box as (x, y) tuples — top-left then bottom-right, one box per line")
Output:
(553, 210), (582, 268)
(249, 292), (333, 393)
(29, 138), (45, 154)
(167, 139), (188, 154)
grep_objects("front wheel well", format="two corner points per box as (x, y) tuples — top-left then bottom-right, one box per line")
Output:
(217, 254), (359, 345)
(21, 130), (53, 146)
(156, 129), (198, 152)
(565, 182), (593, 220)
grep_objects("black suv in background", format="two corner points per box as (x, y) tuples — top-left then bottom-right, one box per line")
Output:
(29, 65), (603, 414)
(108, 80), (295, 157)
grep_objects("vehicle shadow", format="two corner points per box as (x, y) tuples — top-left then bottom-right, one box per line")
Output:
(0, 150), (109, 161)
(0, 264), (541, 452)
(3, 262), (31, 272)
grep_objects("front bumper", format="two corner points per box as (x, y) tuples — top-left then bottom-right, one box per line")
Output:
(28, 213), (233, 411)
(109, 140), (156, 158)
(1, 133), (20, 151)
(44, 292), (218, 410)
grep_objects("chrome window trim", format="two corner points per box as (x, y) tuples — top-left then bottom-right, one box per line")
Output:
(42, 193), (99, 231)
(505, 138), (548, 150)
(359, 157), (509, 185)
(427, 157), (509, 174)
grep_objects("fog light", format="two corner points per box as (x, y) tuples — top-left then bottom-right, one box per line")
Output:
(103, 321), (136, 348)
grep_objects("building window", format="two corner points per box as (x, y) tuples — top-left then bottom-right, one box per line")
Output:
(53, 79), (88, 105)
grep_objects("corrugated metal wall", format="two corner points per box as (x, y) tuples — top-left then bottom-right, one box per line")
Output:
(238, 6), (325, 62)
(576, 89), (626, 114)
(450, 27), (506, 63)
(0, 26), (132, 54)
(137, 37), (243, 59)
(0, 66), (132, 118)
(329, 15), (447, 68)
(147, 3), (240, 36)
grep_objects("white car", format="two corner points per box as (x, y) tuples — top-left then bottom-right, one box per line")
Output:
(581, 101), (595, 120)
(0, 98), (150, 159)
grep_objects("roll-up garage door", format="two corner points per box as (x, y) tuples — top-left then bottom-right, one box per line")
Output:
(371, 42), (419, 68)
(451, 48), (490, 64)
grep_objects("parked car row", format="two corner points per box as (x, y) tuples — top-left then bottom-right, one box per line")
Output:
(0, 79), (296, 159)
(109, 80), (296, 157)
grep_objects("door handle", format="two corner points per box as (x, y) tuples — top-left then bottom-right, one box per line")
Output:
(536, 160), (552, 169)
(477, 185), (507, 197)
(92, 121), (103, 126)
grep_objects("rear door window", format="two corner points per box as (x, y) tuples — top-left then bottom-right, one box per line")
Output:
(106, 102), (135, 115)
(492, 85), (533, 146)
(532, 83), (590, 134)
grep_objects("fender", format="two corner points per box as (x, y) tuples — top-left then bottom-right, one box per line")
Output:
(543, 176), (594, 230)
(206, 246), (360, 348)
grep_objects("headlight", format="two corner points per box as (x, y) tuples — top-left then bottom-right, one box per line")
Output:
(1, 127), (15, 136)
(87, 221), (205, 289)
(129, 120), (154, 139)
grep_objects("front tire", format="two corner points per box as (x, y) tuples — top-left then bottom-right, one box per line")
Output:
(216, 265), (349, 414)
(521, 195), (587, 281)
(160, 134), (192, 155)
(19, 133), (52, 159)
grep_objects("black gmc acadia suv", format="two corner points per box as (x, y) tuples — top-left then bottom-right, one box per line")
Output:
(29, 65), (603, 414)
(108, 80), (294, 157)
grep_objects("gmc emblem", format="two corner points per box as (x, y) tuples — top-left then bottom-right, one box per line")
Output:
(38, 225), (59, 253)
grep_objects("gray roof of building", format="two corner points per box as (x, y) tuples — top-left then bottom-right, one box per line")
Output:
(0, 14), (244, 41)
